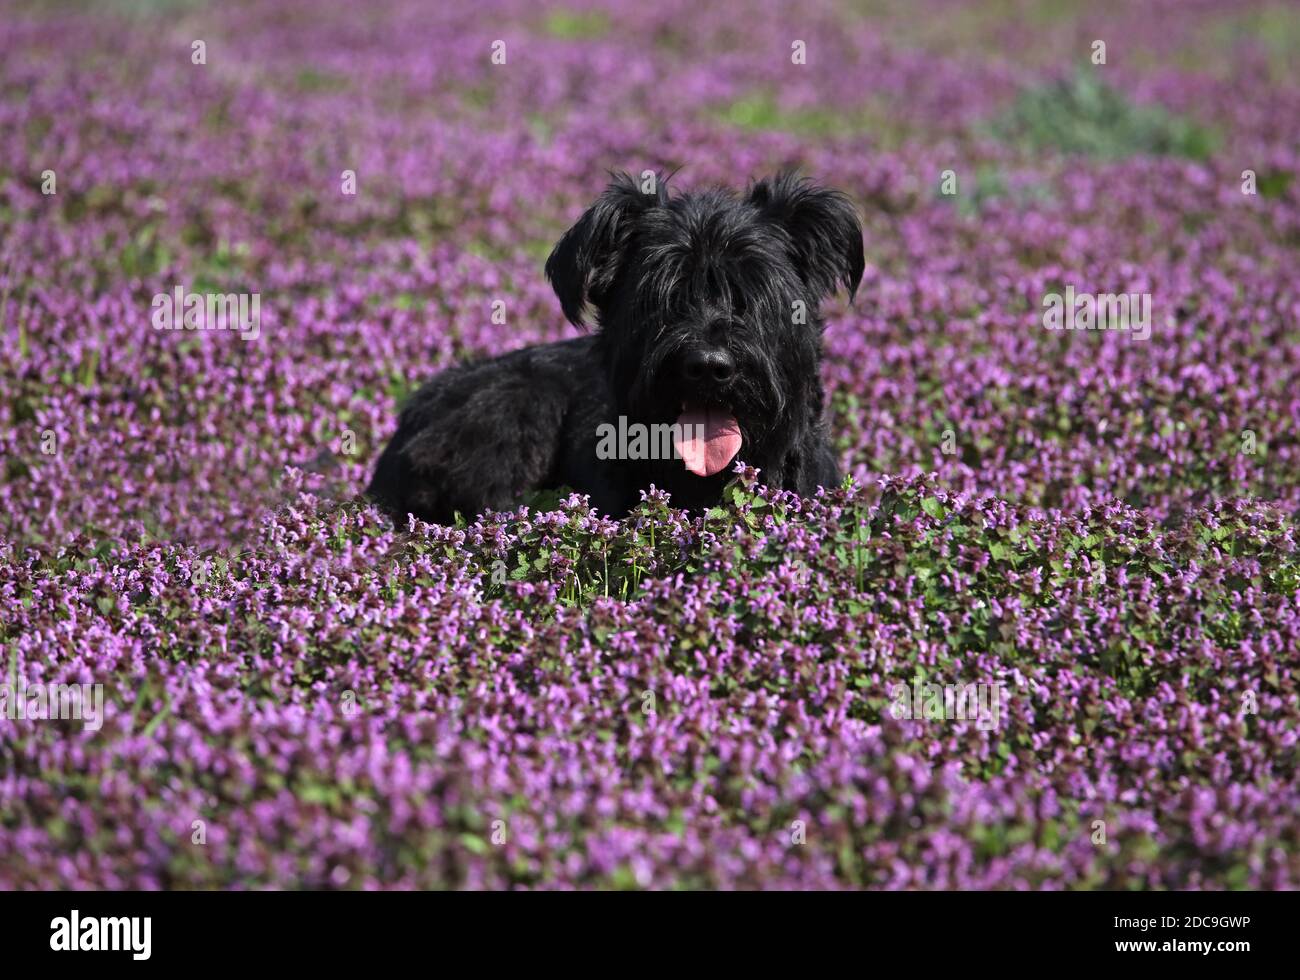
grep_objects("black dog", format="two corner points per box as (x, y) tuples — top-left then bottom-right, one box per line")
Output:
(368, 171), (863, 524)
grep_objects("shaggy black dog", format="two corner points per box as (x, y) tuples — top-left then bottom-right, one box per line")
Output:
(368, 171), (863, 524)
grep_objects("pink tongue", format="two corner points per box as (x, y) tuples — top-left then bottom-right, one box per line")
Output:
(674, 406), (742, 477)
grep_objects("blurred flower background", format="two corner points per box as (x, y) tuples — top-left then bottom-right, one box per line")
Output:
(0, 0), (1297, 888)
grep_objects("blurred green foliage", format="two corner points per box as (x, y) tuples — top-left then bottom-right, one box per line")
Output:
(996, 69), (1217, 160)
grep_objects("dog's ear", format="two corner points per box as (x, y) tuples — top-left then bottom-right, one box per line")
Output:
(546, 171), (666, 326)
(749, 172), (864, 302)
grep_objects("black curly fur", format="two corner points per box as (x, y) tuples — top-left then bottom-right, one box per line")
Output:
(368, 171), (863, 524)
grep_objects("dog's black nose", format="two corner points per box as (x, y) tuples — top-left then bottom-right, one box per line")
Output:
(682, 348), (735, 384)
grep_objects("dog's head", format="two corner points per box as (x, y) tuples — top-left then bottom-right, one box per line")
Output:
(546, 171), (862, 476)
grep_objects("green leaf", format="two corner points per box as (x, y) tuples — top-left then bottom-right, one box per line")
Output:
(459, 833), (489, 855)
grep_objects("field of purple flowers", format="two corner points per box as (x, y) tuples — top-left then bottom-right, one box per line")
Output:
(2, 0), (1298, 888)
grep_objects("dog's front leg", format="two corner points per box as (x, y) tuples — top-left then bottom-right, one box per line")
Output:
(780, 431), (842, 499)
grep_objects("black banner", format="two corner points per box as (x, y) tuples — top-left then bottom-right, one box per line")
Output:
(0, 889), (1286, 966)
